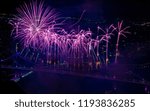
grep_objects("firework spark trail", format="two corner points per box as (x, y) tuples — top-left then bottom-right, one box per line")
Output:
(69, 10), (86, 28)
(115, 21), (130, 63)
(61, 29), (92, 66)
(98, 24), (116, 66)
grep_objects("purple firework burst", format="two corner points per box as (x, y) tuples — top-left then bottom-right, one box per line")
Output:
(12, 0), (60, 52)
(10, 1), (130, 67)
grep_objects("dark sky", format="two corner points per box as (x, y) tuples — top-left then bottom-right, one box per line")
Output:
(0, 0), (149, 20)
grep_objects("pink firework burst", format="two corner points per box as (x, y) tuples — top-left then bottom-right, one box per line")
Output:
(98, 24), (116, 66)
(12, 0), (60, 52)
(115, 21), (130, 63)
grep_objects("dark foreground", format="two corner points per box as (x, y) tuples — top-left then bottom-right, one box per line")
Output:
(0, 71), (148, 94)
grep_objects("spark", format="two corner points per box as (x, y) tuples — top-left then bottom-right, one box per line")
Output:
(115, 21), (130, 63)
(11, 1), (130, 69)
(12, 1), (60, 52)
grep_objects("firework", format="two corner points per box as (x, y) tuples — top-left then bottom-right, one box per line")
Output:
(12, 1), (60, 52)
(115, 21), (130, 63)
(11, 1), (130, 69)
(98, 24), (116, 66)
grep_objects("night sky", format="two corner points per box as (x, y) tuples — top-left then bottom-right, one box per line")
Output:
(0, 0), (150, 94)
(0, 0), (149, 20)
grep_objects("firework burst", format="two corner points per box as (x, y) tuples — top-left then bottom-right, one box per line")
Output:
(98, 24), (116, 66)
(10, 1), (130, 69)
(12, 1), (60, 52)
(115, 21), (130, 63)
